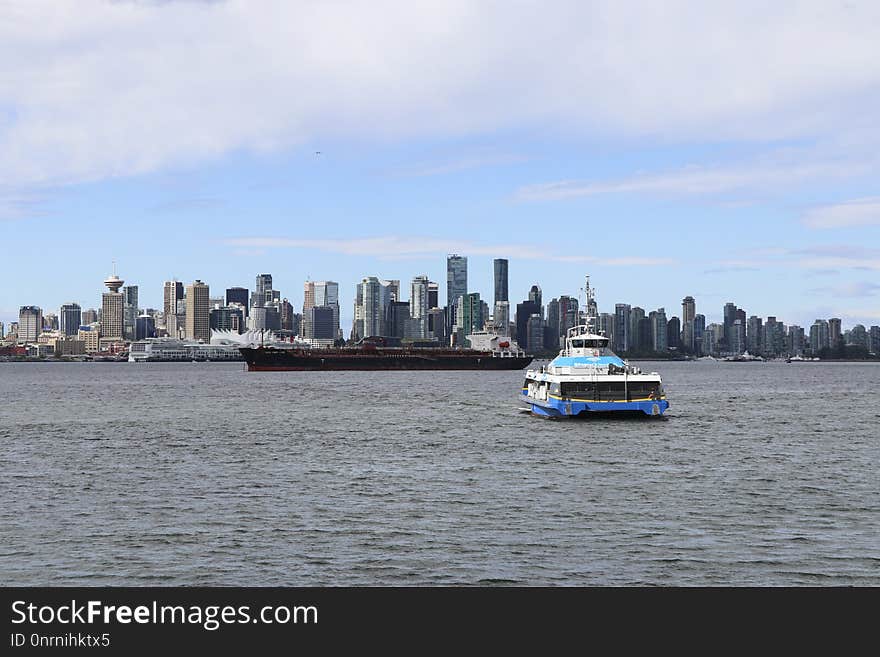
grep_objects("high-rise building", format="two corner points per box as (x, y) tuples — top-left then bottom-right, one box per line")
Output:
(515, 299), (541, 346)
(694, 314), (706, 355)
(493, 301), (510, 336)
(528, 284), (542, 308)
(226, 287), (249, 316)
(559, 296), (578, 342)
(313, 281), (340, 338)
(185, 280), (210, 342)
(681, 296), (696, 352)
(493, 258), (509, 304)
(123, 285), (138, 341)
(43, 313), (58, 331)
(614, 304), (631, 352)
(868, 326), (880, 355)
(526, 314), (544, 353)
(446, 255), (467, 331)
(59, 303), (82, 336)
(545, 298), (560, 349)
(135, 314), (156, 340)
(410, 275), (430, 339)
(747, 315), (763, 355)
(279, 299), (295, 332)
(598, 313), (615, 344)
(667, 317), (681, 350)
(101, 271), (125, 340)
(427, 282), (439, 309)
(18, 306), (42, 343)
(810, 319), (830, 354)
(828, 318), (842, 349)
(457, 292), (484, 335)
(649, 308), (668, 352)
(209, 305), (244, 333)
(354, 276), (394, 339)
(82, 308), (98, 325)
(163, 281), (184, 336)
(0, 322), (4, 339)
(723, 302), (737, 350)
(384, 301), (410, 339)
(788, 325), (805, 356)
(729, 319), (745, 354)
(630, 307), (646, 351)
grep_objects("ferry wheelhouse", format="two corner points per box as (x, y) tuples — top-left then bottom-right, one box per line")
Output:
(522, 280), (669, 418)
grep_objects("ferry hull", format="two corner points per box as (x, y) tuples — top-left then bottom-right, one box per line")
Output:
(241, 347), (532, 371)
(524, 392), (669, 418)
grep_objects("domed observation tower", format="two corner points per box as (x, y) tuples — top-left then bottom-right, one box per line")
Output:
(104, 274), (124, 292)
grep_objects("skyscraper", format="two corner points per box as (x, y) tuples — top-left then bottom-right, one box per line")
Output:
(163, 281), (184, 336)
(528, 284), (542, 308)
(446, 254), (467, 331)
(314, 281), (340, 339)
(493, 258), (508, 304)
(18, 306), (42, 343)
(186, 280), (210, 342)
(123, 285), (138, 341)
(614, 304), (631, 352)
(410, 275), (430, 338)
(59, 303), (82, 336)
(681, 296), (696, 352)
(828, 318), (842, 349)
(649, 308), (668, 352)
(101, 270), (125, 340)
(226, 287), (249, 316)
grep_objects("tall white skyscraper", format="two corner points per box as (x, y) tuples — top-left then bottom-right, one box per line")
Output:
(410, 275), (430, 338)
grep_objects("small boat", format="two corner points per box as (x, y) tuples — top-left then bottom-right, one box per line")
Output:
(521, 277), (669, 418)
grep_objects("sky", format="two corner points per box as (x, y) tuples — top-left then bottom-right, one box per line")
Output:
(1, 0), (879, 331)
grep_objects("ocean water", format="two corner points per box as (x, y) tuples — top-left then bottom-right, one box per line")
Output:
(1, 360), (877, 586)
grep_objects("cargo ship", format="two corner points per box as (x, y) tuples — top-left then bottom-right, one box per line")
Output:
(240, 335), (533, 371)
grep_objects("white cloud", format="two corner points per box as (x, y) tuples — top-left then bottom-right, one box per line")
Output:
(221, 236), (675, 266)
(515, 157), (871, 201)
(1, 1), (879, 191)
(802, 197), (880, 229)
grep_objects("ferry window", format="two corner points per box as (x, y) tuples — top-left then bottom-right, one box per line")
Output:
(571, 340), (584, 348)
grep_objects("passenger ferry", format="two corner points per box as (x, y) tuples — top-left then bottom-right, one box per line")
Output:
(522, 279), (670, 418)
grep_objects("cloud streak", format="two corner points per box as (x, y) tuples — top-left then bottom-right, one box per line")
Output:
(221, 236), (676, 266)
(802, 197), (880, 229)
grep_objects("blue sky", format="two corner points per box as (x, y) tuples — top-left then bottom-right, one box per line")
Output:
(2, 1), (879, 330)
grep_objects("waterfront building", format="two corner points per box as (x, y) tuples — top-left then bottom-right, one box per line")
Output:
(649, 308), (668, 352)
(746, 315), (762, 355)
(209, 305), (244, 333)
(493, 258), (509, 304)
(185, 280), (210, 342)
(43, 313), (58, 331)
(446, 254), (467, 332)
(0, 322), (4, 339)
(123, 285), (139, 341)
(545, 298), (559, 348)
(250, 306), (267, 331)
(54, 337), (86, 357)
(384, 301), (410, 339)
(456, 292), (484, 336)
(18, 306), (42, 343)
(722, 302), (737, 351)
(59, 303), (82, 336)
(828, 317), (842, 349)
(101, 271), (125, 340)
(515, 298), (541, 346)
(613, 304), (631, 353)
(279, 298), (296, 332)
(762, 317), (784, 357)
(526, 314), (544, 353)
(847, 324), (868, 349)
(81, 308), (97, 325)
(630, 307), (646, 351)
(313, 281), (340, 339)
(493, 301), (510, 336)
(809, 319), (830, 354)
(702, 323), (720, 355)
(410, 275), (430, 339)
(309, 306), (336, 340)
(598, 312), (614, 344)
(867, 326), (880, 354)
(163, 281), (184, 337)
(353, 276), (397, 340)
(77, 327), (100, 353)
(788, 325), (805, 356)
(426, 307), (446, 343)
(667, 317), (681, 350)
(225, 287), (249, 316)
(427, 282), (439, 309)
(135, 314), (156, 340)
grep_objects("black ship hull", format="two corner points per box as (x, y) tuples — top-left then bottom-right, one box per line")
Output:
(240, 346), (533, 371)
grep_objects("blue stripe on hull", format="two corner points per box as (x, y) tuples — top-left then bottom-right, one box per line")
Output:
(523, 392), (669, 417)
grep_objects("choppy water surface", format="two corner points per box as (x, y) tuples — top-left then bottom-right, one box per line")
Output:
(1, 361), (877, 585)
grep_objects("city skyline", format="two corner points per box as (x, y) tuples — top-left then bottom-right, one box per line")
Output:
(5, 255), (877, 345)
(2, 3), (880, 330)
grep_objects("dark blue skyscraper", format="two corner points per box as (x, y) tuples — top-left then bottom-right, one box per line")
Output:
(493, 258), (508, 304)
